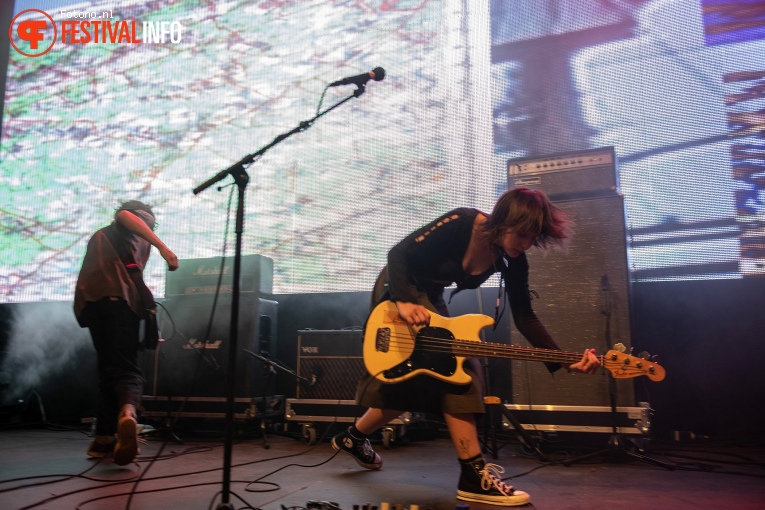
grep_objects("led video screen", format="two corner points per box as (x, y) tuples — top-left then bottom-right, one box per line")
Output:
(1, 0), (763, 303)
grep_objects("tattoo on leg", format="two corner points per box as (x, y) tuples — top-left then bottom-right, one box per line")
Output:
(458, 439), (470, 456)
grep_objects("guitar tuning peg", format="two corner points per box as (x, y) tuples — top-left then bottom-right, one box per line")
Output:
(638, 351), (650, 360)
(651, 354), (661, 364)
(613, 342), (626, 353)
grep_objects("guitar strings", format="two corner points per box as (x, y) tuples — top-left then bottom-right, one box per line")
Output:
(378, 331), (586, 365)
(375, 332), (657, 375)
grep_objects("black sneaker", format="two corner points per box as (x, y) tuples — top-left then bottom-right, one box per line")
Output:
(331, 428), (382, 470)
(456, 456), (530, 506)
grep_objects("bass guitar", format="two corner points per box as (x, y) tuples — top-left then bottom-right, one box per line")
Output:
(363, 300), (665, 384)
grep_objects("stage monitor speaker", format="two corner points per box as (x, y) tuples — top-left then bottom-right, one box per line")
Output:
(143, 296), (278, 399)
(296, 330), (366, 400)
(510, 193), (635, 407)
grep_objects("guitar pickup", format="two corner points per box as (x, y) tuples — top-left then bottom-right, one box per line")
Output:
(375, 328), (390, 353)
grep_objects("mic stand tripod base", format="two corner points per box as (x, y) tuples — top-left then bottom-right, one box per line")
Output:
(562, 433), (675, 470)
(258, 363), (275, 450)
(147, 417), (183, 445)
(565, 284), (674, 470)
(242, 348), (310, 449)
(482, 396), (546, 462)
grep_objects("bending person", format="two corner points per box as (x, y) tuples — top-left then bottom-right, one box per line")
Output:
(332, 188), (600, 506)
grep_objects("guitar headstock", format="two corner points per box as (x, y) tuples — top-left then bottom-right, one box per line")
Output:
(602, 350), (666, 382)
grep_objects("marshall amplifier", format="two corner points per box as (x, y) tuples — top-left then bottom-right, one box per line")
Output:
(296, 330), (366, 400)
(165, 255), (273, 298)
(507, 146), (617, 200)
(142, 296), (278, 399)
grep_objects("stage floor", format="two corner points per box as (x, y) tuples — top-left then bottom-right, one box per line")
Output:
(1, 422), (764, 510)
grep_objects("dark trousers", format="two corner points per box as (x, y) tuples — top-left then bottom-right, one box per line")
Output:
(84, 298), (144, 436)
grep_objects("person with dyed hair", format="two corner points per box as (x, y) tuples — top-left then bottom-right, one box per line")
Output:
(332, 188), (600, 506)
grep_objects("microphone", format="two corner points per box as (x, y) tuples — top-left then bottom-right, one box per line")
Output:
(329, 67), (385, 87)
(309, 365), (324, 387)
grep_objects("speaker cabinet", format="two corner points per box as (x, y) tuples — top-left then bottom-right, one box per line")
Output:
(296, 330), (366, 400)
(143, 296), (278, 399)
(510, 194), (635, 407)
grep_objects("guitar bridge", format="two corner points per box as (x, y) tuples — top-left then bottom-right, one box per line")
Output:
(375, 328), (390, 353)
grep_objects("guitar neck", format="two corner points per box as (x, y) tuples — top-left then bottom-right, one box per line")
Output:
(450, 339), (586, 365)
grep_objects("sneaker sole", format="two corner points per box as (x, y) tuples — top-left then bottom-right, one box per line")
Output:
(86, 449), (113, 459)
(331, 436), (382, 470)
(86, 447), (114, 459)
(113, 417), (138, 466)
(456, 489), (530, 506)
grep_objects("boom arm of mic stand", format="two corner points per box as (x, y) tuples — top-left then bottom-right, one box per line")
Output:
(193, 155), (255, 195)
(242, 348), (311, 385)
(193, 88), (364, 196)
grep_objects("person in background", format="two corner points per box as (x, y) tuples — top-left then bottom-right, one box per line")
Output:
(332, 188), (600, 506)
(74, 200), (179, 465)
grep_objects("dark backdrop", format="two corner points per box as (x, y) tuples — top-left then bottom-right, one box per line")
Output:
(1, 278), (763, 440)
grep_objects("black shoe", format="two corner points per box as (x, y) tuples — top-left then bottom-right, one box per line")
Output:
(331, 428), (382, 470)
(456, 456), (530, 506)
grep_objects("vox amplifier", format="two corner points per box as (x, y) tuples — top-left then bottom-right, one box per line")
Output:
(296, 330), (366, 400)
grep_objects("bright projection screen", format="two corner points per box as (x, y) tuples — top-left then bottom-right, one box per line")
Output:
(1, 0), (763, 303)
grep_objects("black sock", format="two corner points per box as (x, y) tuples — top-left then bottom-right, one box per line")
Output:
(459, 453), (483, 464)
(348, 425), (367, 440)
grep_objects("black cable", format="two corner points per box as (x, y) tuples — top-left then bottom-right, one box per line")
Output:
(142, 184), (236, 510)
(317, 85), (330, 115)
(244, 448), (343, 494)
(160, 182), (236, 430)
(6, 435), (335, 510)
(154, 301), (177, 342)
(234, 367), (390, 497)
(0, 457), (128, 495)
(650, 448), (765, 467)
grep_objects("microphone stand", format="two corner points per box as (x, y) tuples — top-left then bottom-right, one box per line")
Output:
(242, 348), (311, 386)
(193, 84), (370, 510)
(242, 348), (312, 448)
(562, 275), (673, 470)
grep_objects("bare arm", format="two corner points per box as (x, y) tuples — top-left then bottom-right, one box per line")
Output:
(115, 210), (179, 271)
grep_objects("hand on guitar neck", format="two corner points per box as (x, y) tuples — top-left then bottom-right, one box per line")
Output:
(568, 348), (600, 375)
